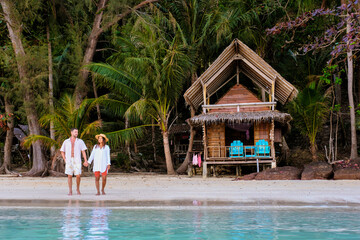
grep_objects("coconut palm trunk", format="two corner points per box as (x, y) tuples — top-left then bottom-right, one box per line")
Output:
(310, 141), (318, 162)
(47, 25), (56, 158)
(176, 107), (196, 173)
(162, 130), (175, 175)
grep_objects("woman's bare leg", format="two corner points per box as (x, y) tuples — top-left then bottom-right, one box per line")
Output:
(95, 176), (100, 195)
(101, 175), (107, 195)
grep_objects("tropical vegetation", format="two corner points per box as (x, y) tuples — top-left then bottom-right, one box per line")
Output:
(1, 0), (360, 176)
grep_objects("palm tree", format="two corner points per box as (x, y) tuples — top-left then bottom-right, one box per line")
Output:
(288, 81), (330, 161)
(23, 94), (101, 170)
(90, 11), (192, 174)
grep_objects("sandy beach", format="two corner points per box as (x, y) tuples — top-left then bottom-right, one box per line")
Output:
(1, 173), (360, 206)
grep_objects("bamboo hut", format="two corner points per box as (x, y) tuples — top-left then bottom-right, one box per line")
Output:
(184, 39), (298, 177)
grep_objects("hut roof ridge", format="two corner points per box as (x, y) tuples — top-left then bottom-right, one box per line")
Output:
(184, 39), (298, 110)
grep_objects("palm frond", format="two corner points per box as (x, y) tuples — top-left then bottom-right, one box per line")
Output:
(80, 120), (102, 139)
(105, 124), (153, 148)
(99, 98), (131, 117)
(88, 63), (142, 102)
(23, 135), (60, 149)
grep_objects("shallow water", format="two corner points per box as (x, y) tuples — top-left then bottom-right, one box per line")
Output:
(1, 202), (360, 239)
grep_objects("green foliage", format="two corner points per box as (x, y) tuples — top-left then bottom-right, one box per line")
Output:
(114, 152), (131, 170)
(319, 65), (344, 85)
(288, 80), (330, 158)
(91, 7), (193, 133)
(23, 94), (102, 149)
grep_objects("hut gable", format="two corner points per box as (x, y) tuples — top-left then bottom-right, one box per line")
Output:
(184, 39), (298, 110)
(210, 84), (268, 113)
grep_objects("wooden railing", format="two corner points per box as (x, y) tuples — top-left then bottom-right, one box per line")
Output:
(174, 144), (188, 154)
(206, 145), (272, 160)
(202, 102), (276, 113)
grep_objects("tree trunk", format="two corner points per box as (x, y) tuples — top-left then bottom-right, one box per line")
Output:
(74, 0), (159, 107)
(92, 73), (102, 121)
(47, 25), (56, 158)
(152, 119), (157, 162)
(125, 116), (132, 161)
(321, 0), (327, 8)
(0, 98), (14, 174)
(281, 136), (290, 161)
(74, 0), (107, 107)
(310, 142), (318, 162)
(176, 107), (196, 174)
(1, 0), (46, 175)
(346, 13), (358, 159)
(162, 130), (175, 175)
(176, 72), (198, 173)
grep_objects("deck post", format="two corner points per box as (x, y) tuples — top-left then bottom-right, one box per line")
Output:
(270, 119), (276, 168)
(202, 162), (207, 178)
(202, 122), (208, 178)
(256, 158), (259, 172)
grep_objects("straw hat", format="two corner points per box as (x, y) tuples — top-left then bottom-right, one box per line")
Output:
(95, 133), (109, 142)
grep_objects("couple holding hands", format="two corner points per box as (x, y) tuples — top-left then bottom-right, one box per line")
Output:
(60, 128), (111, 196)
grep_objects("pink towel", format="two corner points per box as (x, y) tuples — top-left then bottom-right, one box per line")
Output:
(198, 154), (201, 167)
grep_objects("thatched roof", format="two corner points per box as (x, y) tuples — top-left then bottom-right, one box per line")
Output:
(184, 39), (298, 110)
(169, 123), (190, 134)
(187, 111), (292, 126)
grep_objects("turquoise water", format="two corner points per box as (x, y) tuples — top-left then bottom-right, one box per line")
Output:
(1, 204), (360, 239)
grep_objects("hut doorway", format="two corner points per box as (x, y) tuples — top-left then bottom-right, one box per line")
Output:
(225, 123), (254, 146)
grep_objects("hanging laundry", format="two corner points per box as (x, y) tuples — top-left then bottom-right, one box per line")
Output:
(192, 153), (198, 165)
(197, 153), (201, 168)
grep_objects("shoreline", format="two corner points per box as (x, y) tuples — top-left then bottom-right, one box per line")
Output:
(2, 173), (360, 206)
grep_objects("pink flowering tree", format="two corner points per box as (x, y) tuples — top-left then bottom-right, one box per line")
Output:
(267, 0), (360, 159)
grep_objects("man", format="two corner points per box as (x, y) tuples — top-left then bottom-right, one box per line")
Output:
(60, 128), (89, 195)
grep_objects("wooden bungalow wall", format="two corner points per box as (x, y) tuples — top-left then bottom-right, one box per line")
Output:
(209, 84), (269, 113)
(206, 121), (272, 159)
(206, 123), (226, 158)
(254, 122), (270, 143)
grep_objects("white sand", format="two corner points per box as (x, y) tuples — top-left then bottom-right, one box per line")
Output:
(1, 173), (360, 205)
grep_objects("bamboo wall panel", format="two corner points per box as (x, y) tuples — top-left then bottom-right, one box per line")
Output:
(254, 122), (270, 143)
(207, 123), (226, 158)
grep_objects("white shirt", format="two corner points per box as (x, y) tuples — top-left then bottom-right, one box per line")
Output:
(88, 145), (111, 173)
(60, 138), (87, 164)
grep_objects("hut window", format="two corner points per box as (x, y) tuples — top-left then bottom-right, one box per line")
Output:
(225, 123), (254, 145)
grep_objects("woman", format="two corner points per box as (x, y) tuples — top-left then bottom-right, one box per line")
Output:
(88, 134), (111, 195)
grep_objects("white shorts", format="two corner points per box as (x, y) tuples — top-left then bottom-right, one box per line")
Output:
(65, 157), (82, 176)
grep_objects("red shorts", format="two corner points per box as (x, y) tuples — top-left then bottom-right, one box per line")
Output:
(94, 171), (107, 177)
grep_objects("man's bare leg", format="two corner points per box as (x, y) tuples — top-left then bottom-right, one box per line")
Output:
(101, 175), (107, 195)
(76, 175), (81, 195)
(95, 176), (100, 195)
(67, 175), (73, 195)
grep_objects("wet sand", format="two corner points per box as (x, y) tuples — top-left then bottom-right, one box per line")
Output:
(1, 173), (360, 206)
